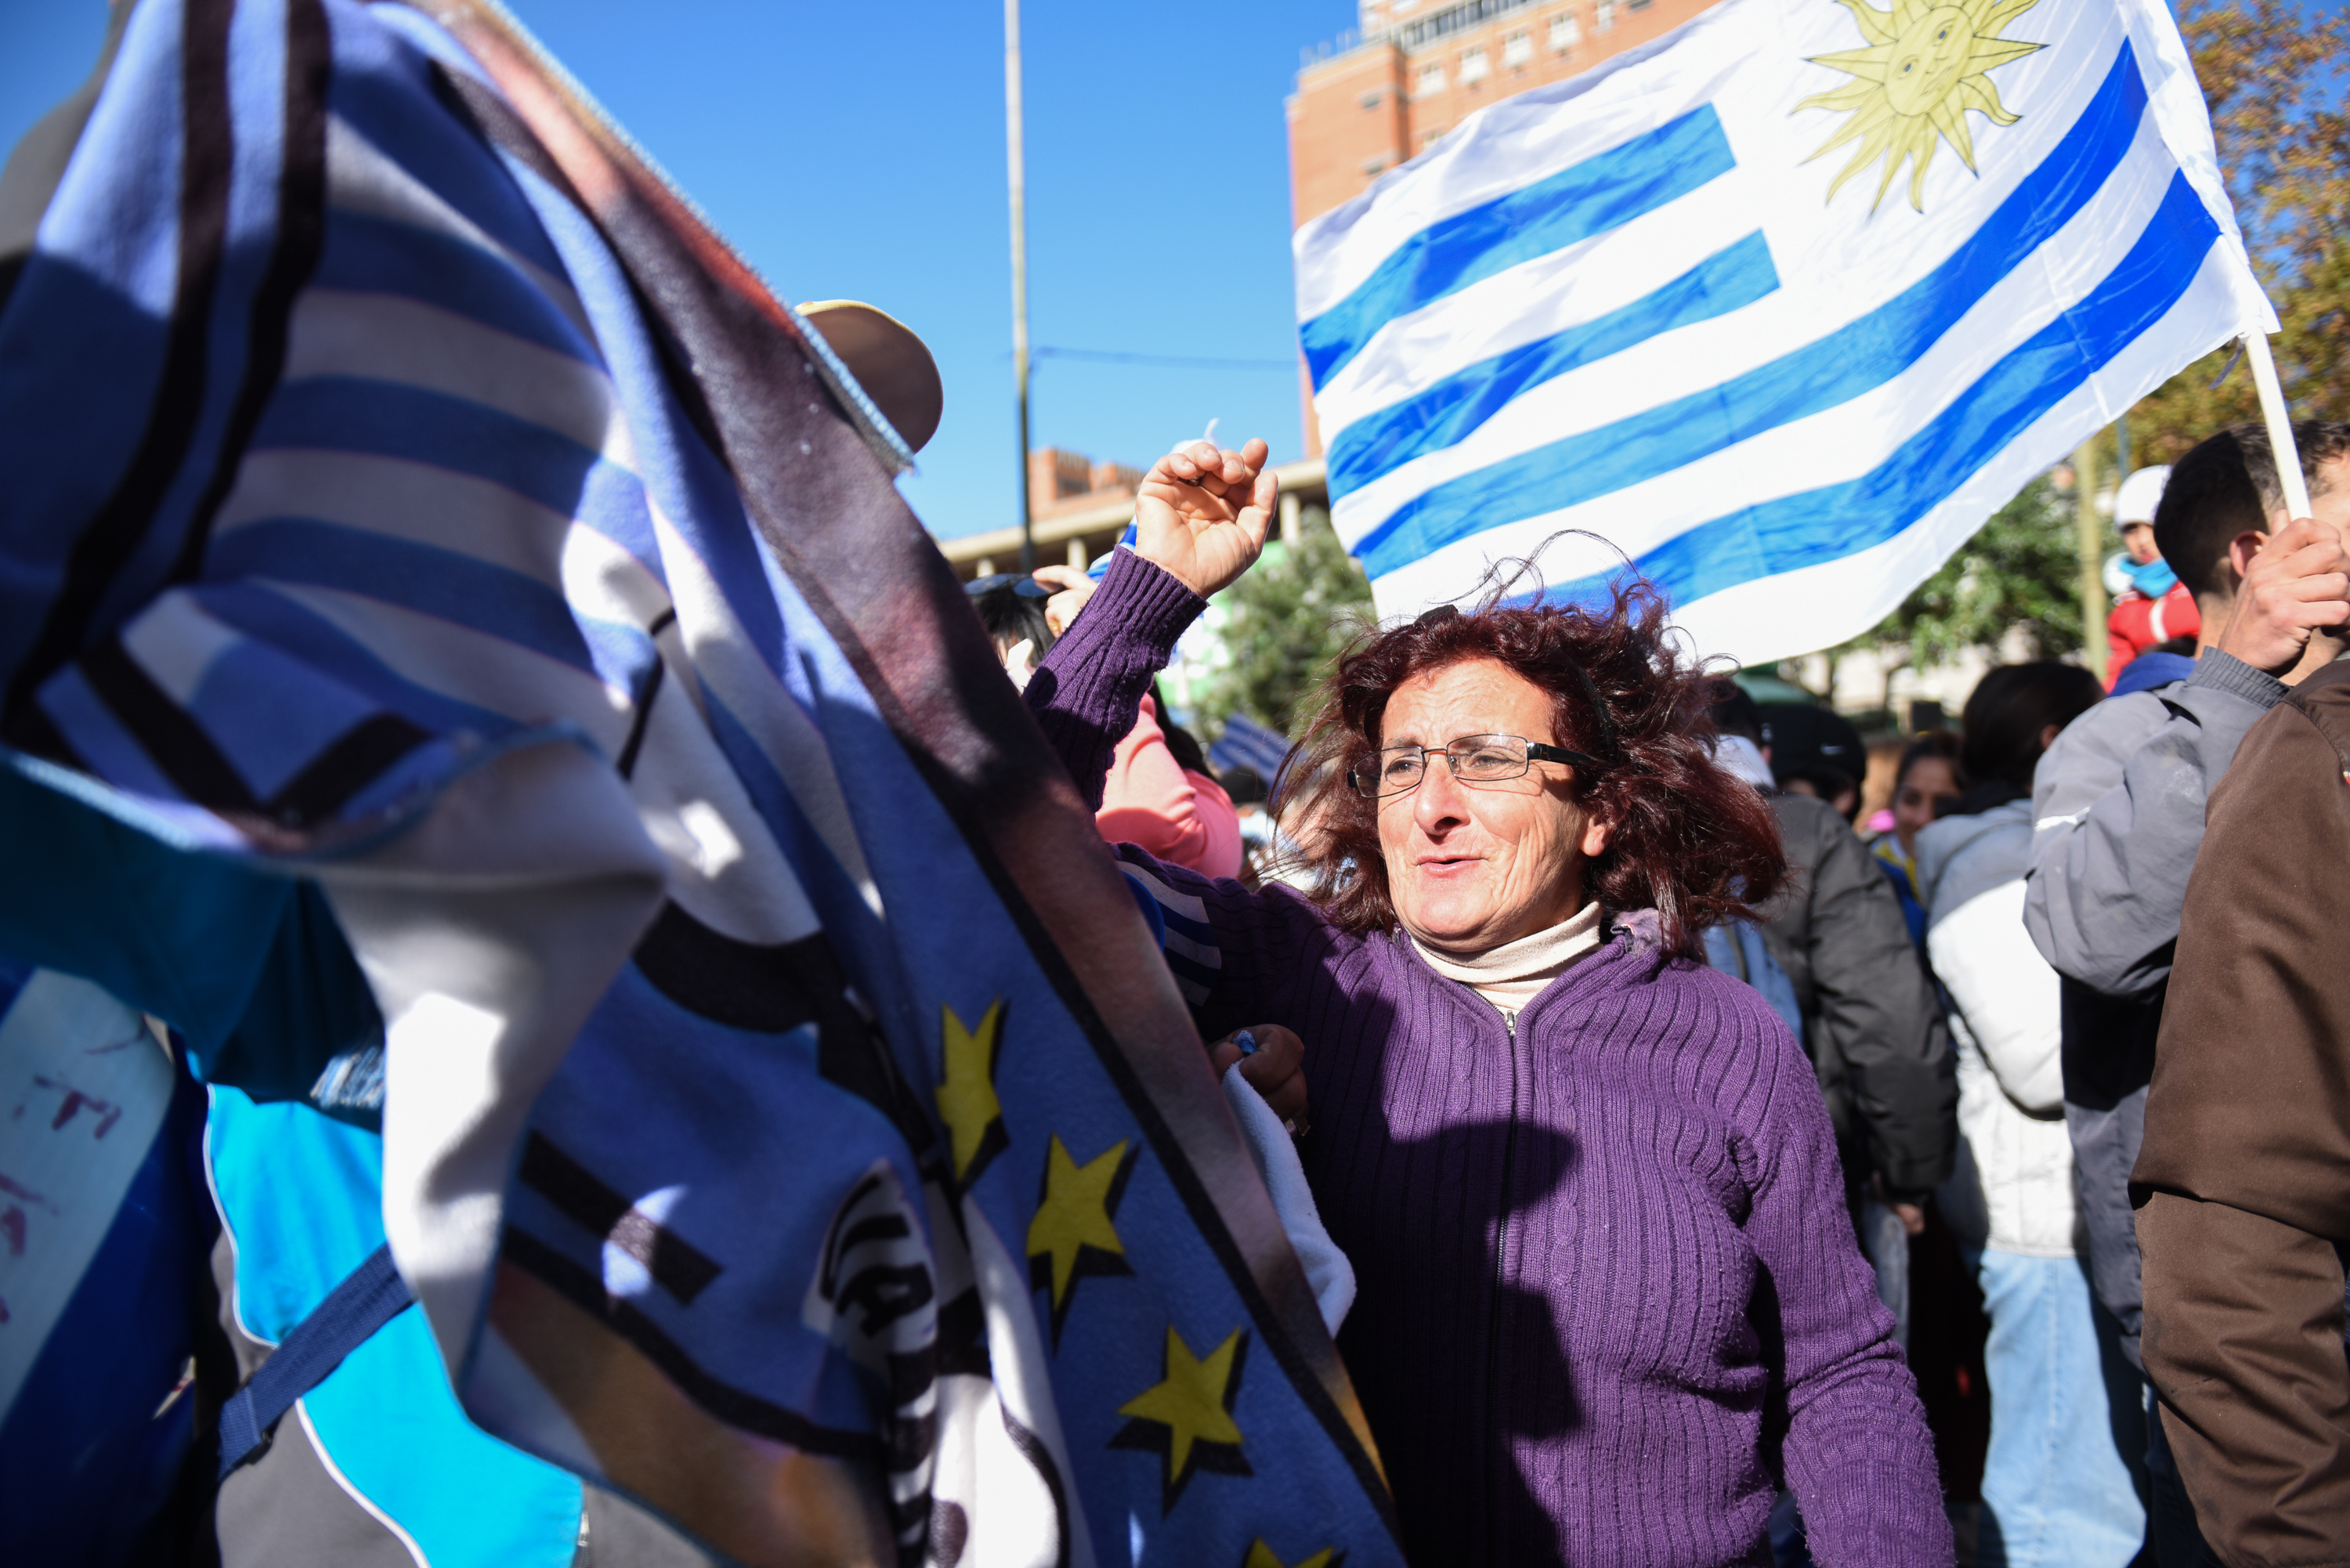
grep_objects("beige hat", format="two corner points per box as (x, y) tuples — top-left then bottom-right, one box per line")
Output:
(798, 300), (943, 455)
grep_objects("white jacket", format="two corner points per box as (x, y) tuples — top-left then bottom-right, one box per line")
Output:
(1915, 800), (2082, 1258)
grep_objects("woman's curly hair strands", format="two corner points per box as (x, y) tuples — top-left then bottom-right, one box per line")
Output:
(1283, 573), (1786, 958)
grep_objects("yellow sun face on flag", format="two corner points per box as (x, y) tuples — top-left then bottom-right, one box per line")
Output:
(1797, 0), (2044, 213)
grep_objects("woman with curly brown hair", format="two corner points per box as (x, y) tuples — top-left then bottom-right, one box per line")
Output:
(1021, 439), (1950, 1566)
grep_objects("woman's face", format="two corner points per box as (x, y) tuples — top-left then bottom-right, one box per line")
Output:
(1893, 755), (1958, 854)
(1375, 658), (1612, 956)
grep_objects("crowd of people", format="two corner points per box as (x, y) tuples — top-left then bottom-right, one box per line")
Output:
(12, 3), (2345, 1560)
(1000, 417), (2350, 1566)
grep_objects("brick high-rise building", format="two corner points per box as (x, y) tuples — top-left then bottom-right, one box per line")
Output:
(1286, 0), (1718, 453)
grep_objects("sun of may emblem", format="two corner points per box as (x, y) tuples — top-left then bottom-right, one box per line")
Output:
(1796, 0), (2045, 213)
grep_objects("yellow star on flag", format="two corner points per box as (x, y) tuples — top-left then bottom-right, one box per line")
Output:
(1026, 1133), (1136, 1339)
(1243, 1545), (1338, 1568)
(1112, 1325), (1251, 1511)
(936, 999), (1007, 1185)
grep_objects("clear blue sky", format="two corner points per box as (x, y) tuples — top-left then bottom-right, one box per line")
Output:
(1, 0), (1357, 539)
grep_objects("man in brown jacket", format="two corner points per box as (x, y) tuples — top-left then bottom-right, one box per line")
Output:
(2138, 636), (2350, 1562)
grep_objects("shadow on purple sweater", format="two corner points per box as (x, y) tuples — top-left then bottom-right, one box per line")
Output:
(1033, 553), (1954, 1567)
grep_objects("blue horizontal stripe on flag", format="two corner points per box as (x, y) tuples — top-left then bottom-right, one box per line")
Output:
(1156, 905), (1220, 949)
(251, 377), (654, 547)
(1326, 230), (1781, 499)
(1222, 714), (1286, 747)
(316, 211), (599, 366)
(1212, 728), (1285, 761)
(330, 65), (574, 283)
(1210, 714), (1292, 778)
(1299, 105), (1735, 391)
(190, 581), (527, 742)
(1246, 741), (1291, 775)
(183, 638), (392, 799)
(1208, 737), (1288, 777)
(204, 518), (601, 676)
(1162, 948), (1220, 991)
(1533, 172), (2217, 617)
(1354, 42), (2149, 582)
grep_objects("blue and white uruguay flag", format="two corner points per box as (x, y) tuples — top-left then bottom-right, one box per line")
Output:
(1295, 0), (2269, 661)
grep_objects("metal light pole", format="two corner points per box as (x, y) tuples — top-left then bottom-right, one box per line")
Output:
(1005, 0), (1035, 571)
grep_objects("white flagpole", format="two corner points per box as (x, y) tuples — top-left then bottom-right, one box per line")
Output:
(2241, 331), (2312, 520)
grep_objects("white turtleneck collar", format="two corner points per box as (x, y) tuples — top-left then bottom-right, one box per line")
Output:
(1408, 900), (1605, 1017)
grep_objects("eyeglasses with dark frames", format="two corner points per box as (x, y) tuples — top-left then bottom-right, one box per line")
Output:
(1347, 733), (1604, 800)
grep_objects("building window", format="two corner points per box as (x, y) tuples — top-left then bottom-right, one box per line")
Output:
(1358, 88), (1386, 109)
(1361, 153), (1394, 175)
(1628, 0), (1653, 9)
(1502, 29), (1533, 65)
(1419, 127), (1445, 148)
(1415, 60), (1446, 96)
(1459, 46), (1489, 82)
(1549, 11), (1582, 49)
(1596, 0), (1616, 30)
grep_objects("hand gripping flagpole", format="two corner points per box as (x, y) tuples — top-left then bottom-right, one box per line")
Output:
(2241, 331), (2314, 520)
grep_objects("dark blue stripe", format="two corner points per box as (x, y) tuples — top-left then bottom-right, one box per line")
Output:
(1532, 175), (2218, 619)
(204, 519), (597, 675)
(1327, 231), (1781, 498)
(316, 209), (598, 367)
(1157, 905), (1219, 948)
(189, 581), (529, 742)
(1300, 106), (1735, 391)
(327, 21), (573, 282)
(1354, 42), (2151, 580)
(250, 377), (653, 544)
(1163, 949), (1220, 989)
(483, 157), (710, 587)
(1208, 736), (1289, 776)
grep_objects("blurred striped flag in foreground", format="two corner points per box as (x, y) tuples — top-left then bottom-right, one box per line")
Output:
(1295, 0), (2270, 663)
(0, 0), (1399, 1560)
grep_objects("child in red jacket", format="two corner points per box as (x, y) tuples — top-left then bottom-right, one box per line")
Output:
(2106, 464), (2199, 687)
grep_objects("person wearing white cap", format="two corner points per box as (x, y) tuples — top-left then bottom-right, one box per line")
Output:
(2102, 464), (2199, 688)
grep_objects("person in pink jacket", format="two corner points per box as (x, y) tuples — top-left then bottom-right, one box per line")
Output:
(967, 567), (1243, 878)
(1098, 692), (1245, 879)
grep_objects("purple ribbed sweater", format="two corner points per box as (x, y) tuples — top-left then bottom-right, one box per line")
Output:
(1029, 552), (1952, 1567)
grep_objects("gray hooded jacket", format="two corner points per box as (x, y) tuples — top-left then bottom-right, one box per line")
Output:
(2020, 651), (2287, 1362)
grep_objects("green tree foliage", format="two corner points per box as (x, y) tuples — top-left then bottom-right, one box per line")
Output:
(1800, 478), (2081, 695)
(1194, 504), (1376, 736)
(1867, 478), (2083, 669)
